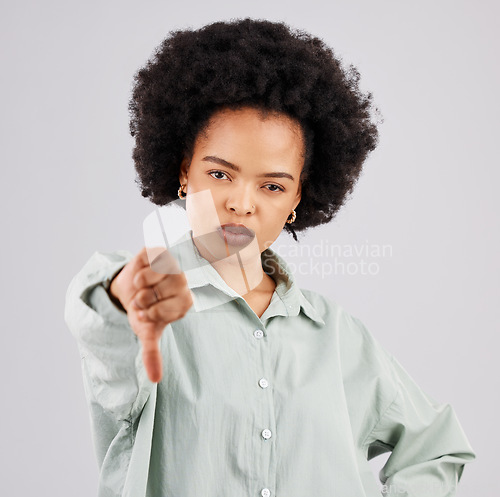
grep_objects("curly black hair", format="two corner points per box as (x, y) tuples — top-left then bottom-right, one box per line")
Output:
(129, 17), (379, 241)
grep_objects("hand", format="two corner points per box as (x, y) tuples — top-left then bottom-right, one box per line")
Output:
(109, 246), (194, 382)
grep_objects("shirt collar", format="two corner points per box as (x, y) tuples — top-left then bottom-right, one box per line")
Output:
(167, 230), (325, 326)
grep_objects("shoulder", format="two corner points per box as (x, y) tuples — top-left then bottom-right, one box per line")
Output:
(298, 287), (365, 336)
(299, 287), (398, 381)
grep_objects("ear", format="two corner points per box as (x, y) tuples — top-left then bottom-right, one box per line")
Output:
(179, 156), (190, 185)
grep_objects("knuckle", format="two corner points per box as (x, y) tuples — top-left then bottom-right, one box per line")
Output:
(173, 303), (186, 320)
(133, 273), (143, 288)
(148, 306), (159, 321)
(172, 272), (187, 286)
(135, 288), (148, 305)
(133, 269), (149, 289)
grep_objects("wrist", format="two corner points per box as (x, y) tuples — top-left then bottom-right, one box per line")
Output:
(106, 268), (127, 313)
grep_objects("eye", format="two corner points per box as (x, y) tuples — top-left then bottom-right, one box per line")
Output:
(208, 170), (229, 180)
(264, 184), (284, 193)
(208, 170), (284, 192)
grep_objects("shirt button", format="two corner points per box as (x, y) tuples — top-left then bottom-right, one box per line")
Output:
(261, 489), (271, 497)
(261, 428), (272, 440)
(258, 378), (269, 389)
(253, 329), (264, 339)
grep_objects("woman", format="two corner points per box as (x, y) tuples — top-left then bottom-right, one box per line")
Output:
(65, 18), (475, 497)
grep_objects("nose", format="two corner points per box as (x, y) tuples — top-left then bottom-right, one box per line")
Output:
(226, 185), (256, 216)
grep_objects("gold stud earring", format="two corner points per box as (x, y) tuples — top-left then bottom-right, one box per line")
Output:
(178, 184), (187, 199)
(286, 209), (296, 224)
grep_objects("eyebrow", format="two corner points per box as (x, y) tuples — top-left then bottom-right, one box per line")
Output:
(202, 155), (295, 181)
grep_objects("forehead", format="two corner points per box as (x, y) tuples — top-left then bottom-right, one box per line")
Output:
(194, 107), (305, 170)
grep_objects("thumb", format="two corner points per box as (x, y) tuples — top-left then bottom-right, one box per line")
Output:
(140, 333), (163, 383)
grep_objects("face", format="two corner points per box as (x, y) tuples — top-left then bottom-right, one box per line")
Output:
(179, 106), (304, 260)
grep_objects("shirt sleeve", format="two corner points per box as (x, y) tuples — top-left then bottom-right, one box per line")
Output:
(64, 250), (156, 465)
(364, 352), (476, 496)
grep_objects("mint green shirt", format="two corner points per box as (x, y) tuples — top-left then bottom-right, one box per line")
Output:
(64, 232), (475, 497)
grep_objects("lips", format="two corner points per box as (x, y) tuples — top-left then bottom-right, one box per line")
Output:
(219, 224), (255, 237)
(216, 223), (255, 248)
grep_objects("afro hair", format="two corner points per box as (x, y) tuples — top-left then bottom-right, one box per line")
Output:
(129, 17), (380, 240)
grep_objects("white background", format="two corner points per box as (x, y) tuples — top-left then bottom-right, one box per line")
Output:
(1, 0), (497, 495)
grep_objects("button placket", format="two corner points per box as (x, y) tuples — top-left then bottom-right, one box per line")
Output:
(253, 326), (274, 496)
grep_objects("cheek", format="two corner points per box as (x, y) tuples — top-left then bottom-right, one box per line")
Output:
(189, 181), (220, 205)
